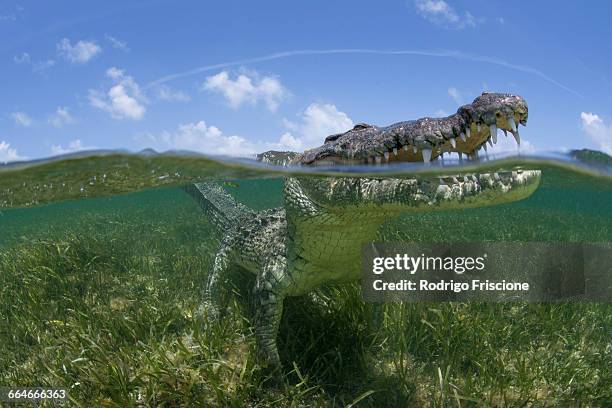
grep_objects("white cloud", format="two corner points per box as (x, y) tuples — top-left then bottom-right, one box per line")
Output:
(268, 132), (303, 151)
(447, 87), (462, 104)
(11, 111), (32, 127)
(57, 38), (101, 63)
(89, 67), (146, 120)
(106, 66), (123, 80)
(13, 52), (55, 72)
(434, 109), (449, 117)
(0, 141), (23, 163)
(33, 60), (56, 72)
(277, 103), (354, 150)
(202, 70), (289, 111)
(0, 4), (22, 22)
(51, 139), (95, 155)
(581, 112), (612, 154)
(415, 0), (479, 28)
(105, 34), (129, 52)
(13, 52), (30, 63)
(142, 103), (352, 156)
(147, 120), (257, 156)
(155, 85), (190, 102)
(48, 107), (74, 127)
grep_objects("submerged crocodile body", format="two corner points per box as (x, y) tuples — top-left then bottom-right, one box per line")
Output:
(185, 93), (541, 368)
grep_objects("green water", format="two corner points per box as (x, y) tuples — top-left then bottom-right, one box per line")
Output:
(1, 155), (610, 248)
(0, 153), (610, 406)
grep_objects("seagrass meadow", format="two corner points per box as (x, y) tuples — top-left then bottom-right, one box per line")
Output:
(0, 154), (610, 407)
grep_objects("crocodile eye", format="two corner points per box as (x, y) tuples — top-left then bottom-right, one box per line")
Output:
(495, 112), (501, 117)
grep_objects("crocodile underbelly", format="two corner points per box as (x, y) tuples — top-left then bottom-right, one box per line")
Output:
(288, 222), (381, 293)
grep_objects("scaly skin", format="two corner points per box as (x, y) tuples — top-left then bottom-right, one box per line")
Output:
(185, 92), (540, 369)
(299, 92), (528, 165)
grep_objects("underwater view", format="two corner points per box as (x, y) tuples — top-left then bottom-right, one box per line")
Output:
(2, 1), (612, 406)
(0, 151), (610, 406)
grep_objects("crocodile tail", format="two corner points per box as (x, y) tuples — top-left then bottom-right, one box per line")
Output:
(182, 182), (254, 231)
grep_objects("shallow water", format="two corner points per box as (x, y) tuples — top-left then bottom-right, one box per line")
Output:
(0, 151), (610, 247)
(0, 151), (611, 405)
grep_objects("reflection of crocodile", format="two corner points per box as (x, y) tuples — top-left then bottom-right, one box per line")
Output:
(185, 93), (540, 369)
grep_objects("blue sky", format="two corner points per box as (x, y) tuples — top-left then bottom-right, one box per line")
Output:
(1, 0), (612, 162)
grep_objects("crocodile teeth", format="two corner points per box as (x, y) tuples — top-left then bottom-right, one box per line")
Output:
(489, 124), (498, 143)
(403, 145), (409, 151)
(511, 130), (521, 145)
(460, 132), (467, 142)
(375, 156), (382, 164)
(450, 138), (456, 148)
(384, 151), (390, 161)
(503, 129), (508, 138)
(392, 147), (398, 156)
(466, 127), (471, 138)
(413, 145), (418, 154)
(488, 138), (493, 147)
(483, 143), (488, 152)
(508, 116), (517, 132)
(477, 123), (481, 133)
(422, 148), (432, 163)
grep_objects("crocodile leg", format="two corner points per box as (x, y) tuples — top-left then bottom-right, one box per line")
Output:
(203, 241), (232, 319)
(253, 256), (290, 369)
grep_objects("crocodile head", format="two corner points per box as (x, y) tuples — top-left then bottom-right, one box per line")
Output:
(283, 92), (539, 218)
(298, 92), (527, 165)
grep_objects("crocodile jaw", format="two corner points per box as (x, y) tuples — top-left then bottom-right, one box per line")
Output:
(298, 92), (528, 165)
(287, 170), (541, 215)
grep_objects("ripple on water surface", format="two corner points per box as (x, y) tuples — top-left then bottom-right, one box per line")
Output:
(0, 149), (610, 209)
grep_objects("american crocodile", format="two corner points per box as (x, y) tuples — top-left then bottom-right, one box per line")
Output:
(184, 92), (541, 369)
